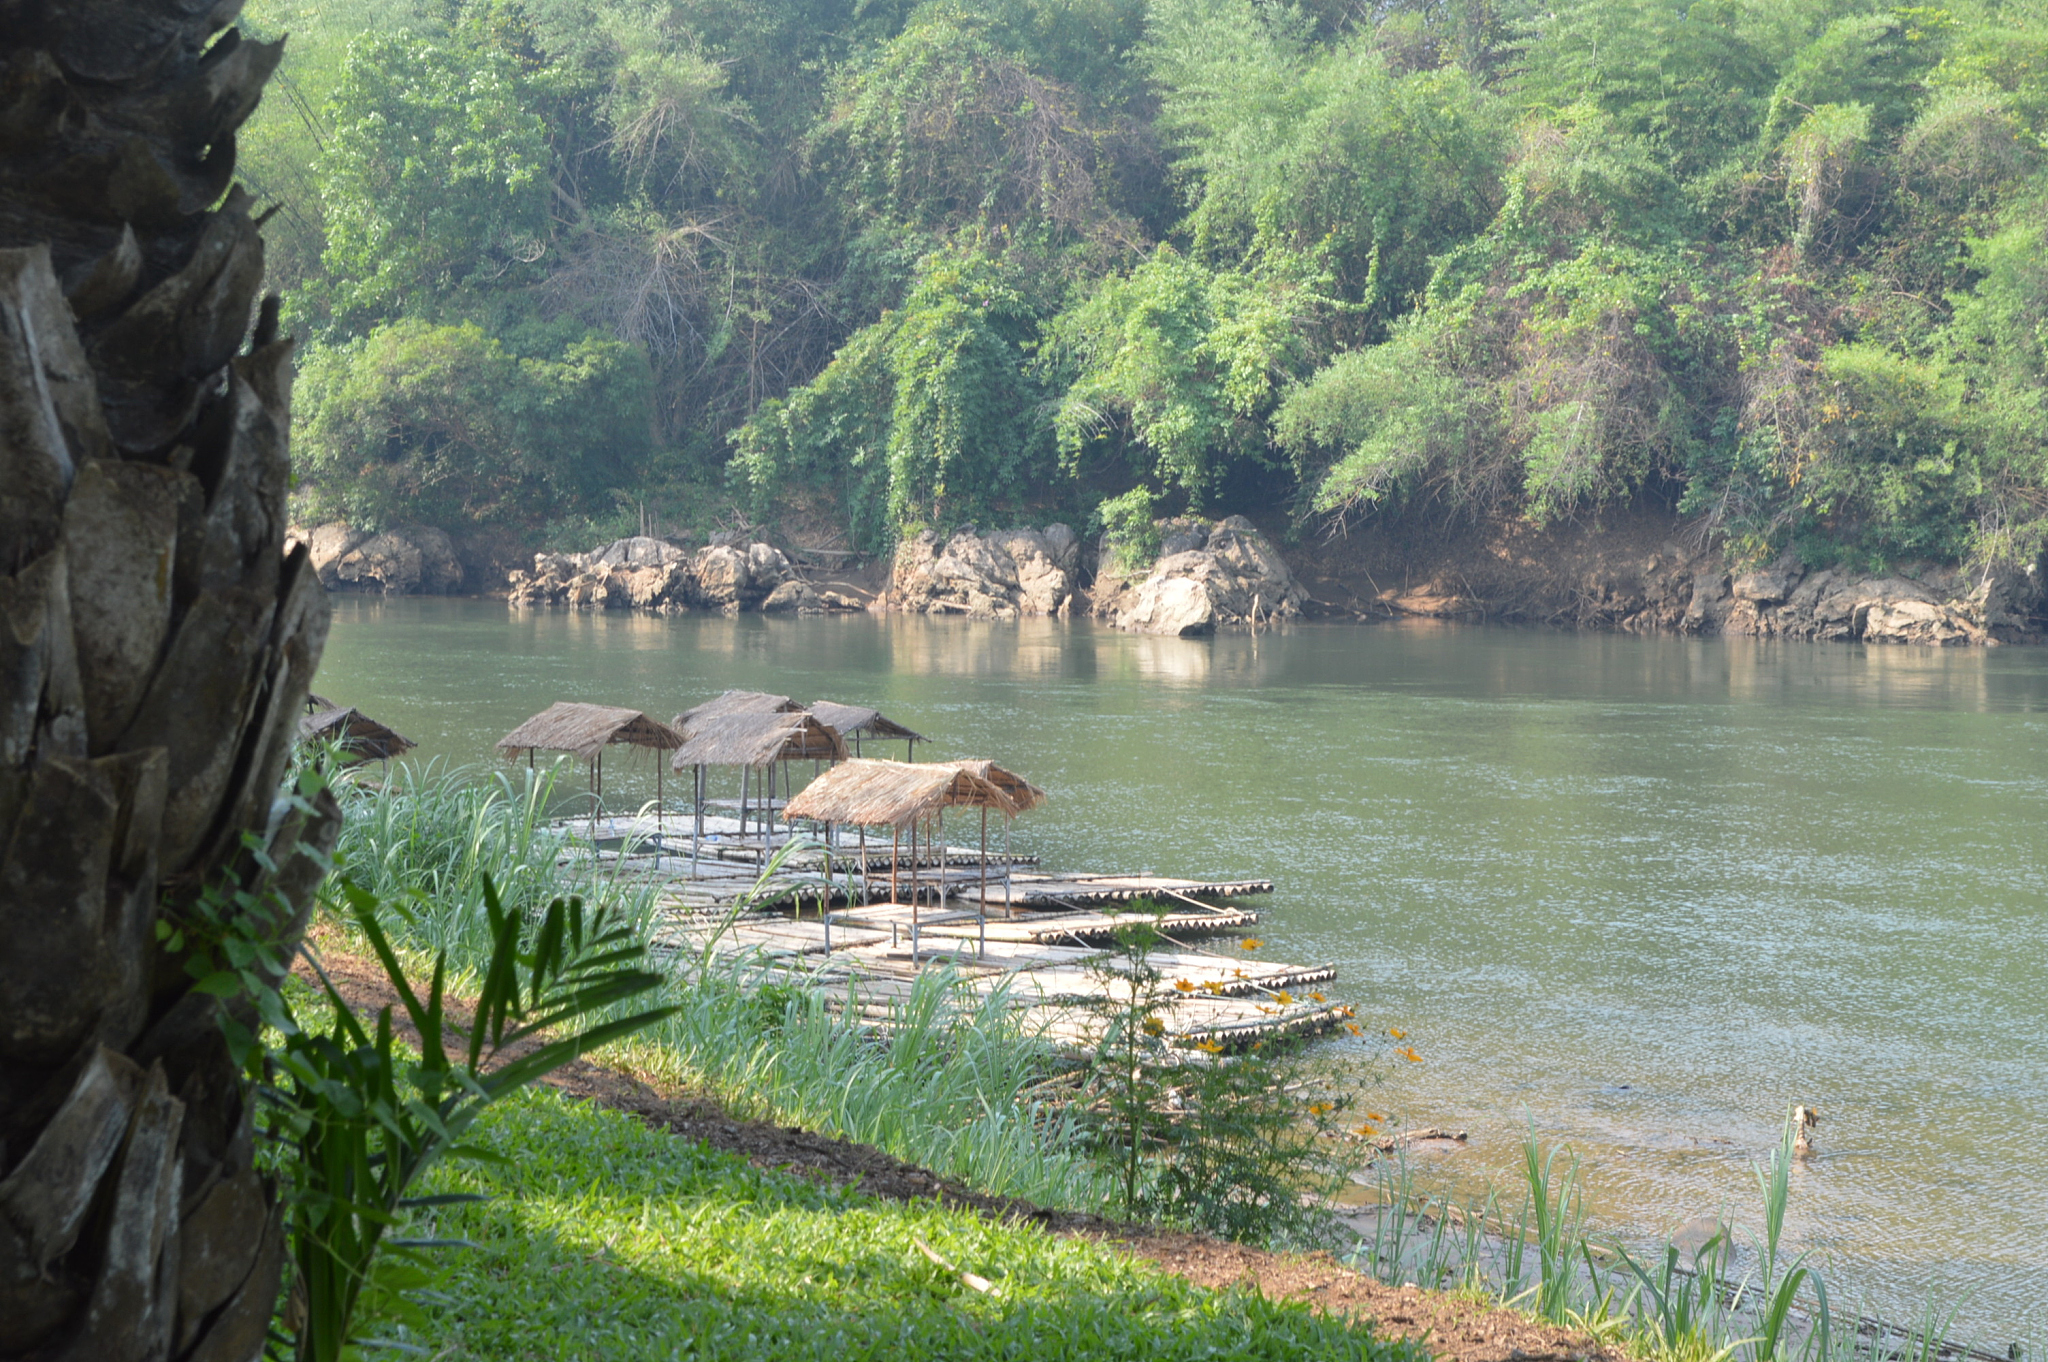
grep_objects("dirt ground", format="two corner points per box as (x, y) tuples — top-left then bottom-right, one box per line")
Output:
(296, 938), (1627, 1362)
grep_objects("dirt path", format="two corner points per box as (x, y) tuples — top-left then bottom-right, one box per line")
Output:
(295, 938), (1626, 1362)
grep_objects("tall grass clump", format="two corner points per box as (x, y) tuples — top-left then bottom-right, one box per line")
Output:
(641, 953), (1112, 1208)
(330, 759), (663, 955)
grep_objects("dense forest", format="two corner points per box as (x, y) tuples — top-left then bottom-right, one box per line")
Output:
(252, 0), (2048, 571)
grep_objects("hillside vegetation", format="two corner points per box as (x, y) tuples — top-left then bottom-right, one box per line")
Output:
(252, 0), (2048, 571)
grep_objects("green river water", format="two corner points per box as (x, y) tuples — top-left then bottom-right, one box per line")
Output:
(318, 598), (2048, 1343)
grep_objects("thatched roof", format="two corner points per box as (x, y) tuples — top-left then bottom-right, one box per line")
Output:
(782, 758), (1036, 827)
(298, 704), (415, 764)
(809, 700), (925, 745)
(670, 711), (848, 769)
(936, 759), (1048, 813)
(497, 702), (685, 761)
(675, 690), (798, 731)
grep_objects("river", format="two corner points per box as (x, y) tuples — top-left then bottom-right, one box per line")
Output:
(316, 598), (2048, 1344)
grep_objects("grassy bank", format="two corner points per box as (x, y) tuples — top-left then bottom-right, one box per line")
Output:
(359, 1082), (1423, 1361)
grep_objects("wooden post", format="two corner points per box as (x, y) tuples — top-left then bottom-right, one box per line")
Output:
(978, 804), (988, 958)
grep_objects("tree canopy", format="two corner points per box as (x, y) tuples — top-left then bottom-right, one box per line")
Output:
(249, 0), (2048, 568)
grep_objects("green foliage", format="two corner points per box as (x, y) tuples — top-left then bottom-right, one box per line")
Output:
(821, 9), (1144, 247)
(295, 319), (653, 529)
(249, 0), (2048, 570)
(733, 243), (1051, 542)
(1079, 917), (1358, 1246)
(1092, 486), (1162, 572)
(314, 30), (552, 330)
(1519, 0), (1775, 182)
(1045, 248), (1311, 501)
(273, 879), (676, 1361)
(1141, 0), (1508, 323)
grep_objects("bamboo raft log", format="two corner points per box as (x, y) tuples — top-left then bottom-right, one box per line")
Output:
(823, 899), (1262, 945)
(805, 964), (1348, 1051)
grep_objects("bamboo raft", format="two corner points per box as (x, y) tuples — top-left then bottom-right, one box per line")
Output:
(555, 811), (1330, 1048)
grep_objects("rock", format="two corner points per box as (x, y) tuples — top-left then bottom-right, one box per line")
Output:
(759, 580), (815, 613)
(1732, 559), (1803, 605)
(592, 536), (689, 569)
(985, 528), (1071, 615)
(1680, 569), (1731, 633)
(691, 544), (750, 606)
(306, 522), (368, 588)
(1116, 574), (1217, 637)
(1042, 522), (1080, 573)
(332, 525), (464, 595)
(889, 525), (1076, 618)
(1099, 515), (1306, 635)
(746, 542), (792, 594)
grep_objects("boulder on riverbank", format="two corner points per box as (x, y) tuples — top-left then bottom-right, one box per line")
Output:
(508, 535), (863, 615)
(1678, 554), (2039, 645)
(889, 524), (1081, 619)
(1282, 505), (2047, 647)
(1094, 516), (1307, 637)
(305, 522), (465, 594)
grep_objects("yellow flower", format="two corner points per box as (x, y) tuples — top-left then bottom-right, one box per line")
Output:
(1195, 1039), (1224, 1054)
(1201, 980), (1224, 994)
(1273, 990), (1294, 1005)
(1367, 1112), (1386, 1123)
(1141, 1017), (1165, 1036)
(1345, 1023), (1363, 1036)
(1174, 978), (1196, 993)
(1308, 1101), (1335, 1116)
(1397, 1046), (1422, 1064)
(1352, 1124), (1380, 1139)
(1387, 1027), (1406, 1040)
(1239, 938), (1264, 951)
(1310, 992), (1326, 1003)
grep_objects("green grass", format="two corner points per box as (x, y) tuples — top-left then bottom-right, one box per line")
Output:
(371, 1084), (1426, 1362)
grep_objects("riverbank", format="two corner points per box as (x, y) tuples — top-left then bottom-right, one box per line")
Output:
(296, 506), (2046, 646)
(302, 932), (1630, 1362)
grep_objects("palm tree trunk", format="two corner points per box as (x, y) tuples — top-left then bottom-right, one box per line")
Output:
(2, 4), (333, 1359)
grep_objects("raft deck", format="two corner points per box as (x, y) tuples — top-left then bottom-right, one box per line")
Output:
(561, 812), (1329, 1048)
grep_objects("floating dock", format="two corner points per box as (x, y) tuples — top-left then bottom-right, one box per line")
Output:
(564, 810), (1342, 1049)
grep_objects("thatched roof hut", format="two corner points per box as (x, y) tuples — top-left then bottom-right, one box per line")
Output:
(669, 711), (847, 770)
(674, 690), (798, 731)
(497, 702), (684, 761)
(298, 702), (415, 764)
(808, 700), (925, 756)
(782, 758), (1029, 828)
(935, 759), (1047, 814)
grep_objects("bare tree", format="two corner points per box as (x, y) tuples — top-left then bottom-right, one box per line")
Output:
(2, 3), (334, 1359)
